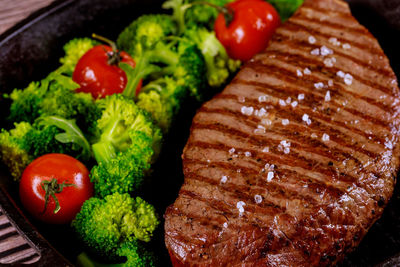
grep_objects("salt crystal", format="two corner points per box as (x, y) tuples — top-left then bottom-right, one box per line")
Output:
(311, 133), (318, 138)
(310, 48), (320, 55)
(314, 82), (324, 89)
(244, 151), (252, 157)
(241, 106), (254, 116)
(223, 222), (228, 228)
(258, 95), (268, 103)
(322, 133), (330, 142)
(320, 45), (333, 56)
(286, 97), (292, 104)
(236, 201), (246, 214)
(280, 140), (291, 148)
(267, 171), (274, 182)
(329, 37), (341, 46)
(254, 125), (266, 134)
(323, 58), (334, 67)
(254, 195), (262, 204)
(284, 147), (290, 154)
(291, 101), (298, 108)
(262, 147), (270, 153)
(325, 90), (331, 102)
(308, 36), (316, 44)
(342, 43), (351, 49)
(261, 119), (272, 126)
(237, 169), (241, 173)
(282, 119), (289, 126)
(337, 70), (345, 78)
(279, 99), (287, 106)
(328, 79), (334, 87)
(303, 68), (311, 75)
(220, 175), (228, 183)
(298, 93), (305, 100)
(229, 148), (235, 154)
(344, 73), (353, 85)
(297, 69), (303, 77)
(302, 114), (311, 125)
(258, 108), (267, 117)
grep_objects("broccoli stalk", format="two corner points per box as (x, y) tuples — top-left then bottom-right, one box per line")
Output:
(91, 94), (161, 165)
(89, 94), (162, 197)
(72, 193), (159, 266)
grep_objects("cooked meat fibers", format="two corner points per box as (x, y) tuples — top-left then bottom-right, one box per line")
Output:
(164, 0), (400, 265)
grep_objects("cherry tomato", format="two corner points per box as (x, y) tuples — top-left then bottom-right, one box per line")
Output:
(19, 153), (93, 224)
(214, 0), (281, 61)
(73, 45), (142, 99)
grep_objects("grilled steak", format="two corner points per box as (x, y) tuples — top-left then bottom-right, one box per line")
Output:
(164, 0), (400, 265)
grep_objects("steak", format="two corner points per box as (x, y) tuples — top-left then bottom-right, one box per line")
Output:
(164, 0), (400, 265)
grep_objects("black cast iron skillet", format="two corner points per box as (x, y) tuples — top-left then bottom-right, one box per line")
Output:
(0, 0), (399, 266)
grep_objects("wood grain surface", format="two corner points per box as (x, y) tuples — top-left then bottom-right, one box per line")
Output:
(0, 0), (55, 34)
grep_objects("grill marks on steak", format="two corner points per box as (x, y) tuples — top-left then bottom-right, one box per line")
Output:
(164, 0), (400, 265)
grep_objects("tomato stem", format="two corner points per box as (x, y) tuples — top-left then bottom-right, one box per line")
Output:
(41, 178), (76, 214)
(91, 33), (121, 66)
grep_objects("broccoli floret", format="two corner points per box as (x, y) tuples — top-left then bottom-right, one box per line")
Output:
(0, 122), (32, 180)
(0, 117), (90, 180)
(183, 27), (240, 88)
(59, 38), (98, 76)
(117, 14), (177, 57)
(136, 77), (186, 132)
(7, 71), (100, 139)
(163, 0), (233, 34)
(119, 36), (206, 102)
(91, 131), (153, 198)
(72, 193), (159, 263)
(91, 94), (161, 165)
(116, 237), (157, 267)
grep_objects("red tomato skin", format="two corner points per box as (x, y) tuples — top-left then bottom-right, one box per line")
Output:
(19, 154), (93, 224)
(214, 0), (280, 61)
(73, 45), (142, 99)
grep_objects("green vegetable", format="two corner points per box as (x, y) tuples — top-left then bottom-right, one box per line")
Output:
(0, 118), (88, 181)
(267, 0), (304, 21)
(59, 37), (98, 75)
(91, 94), (161, 164)
(91, 131), (153, 198)
(0, 122), (33, 180)
(117, 14), (177, 58)
(162, 0), (240, 88)
(37, 116), (91, 161)
(6, 71), (100, 139)
(136, 77), (186, 132)
(89, 94), (161, 197)
(72, 193), (159, 265)
(183, 26), (240, 88)
(163, 0), (234, 33)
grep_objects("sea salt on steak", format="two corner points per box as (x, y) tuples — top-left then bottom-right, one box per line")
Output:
(164, 0), (400, 265)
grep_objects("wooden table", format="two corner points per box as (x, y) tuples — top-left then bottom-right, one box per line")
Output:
(0, 0), (54, 34)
